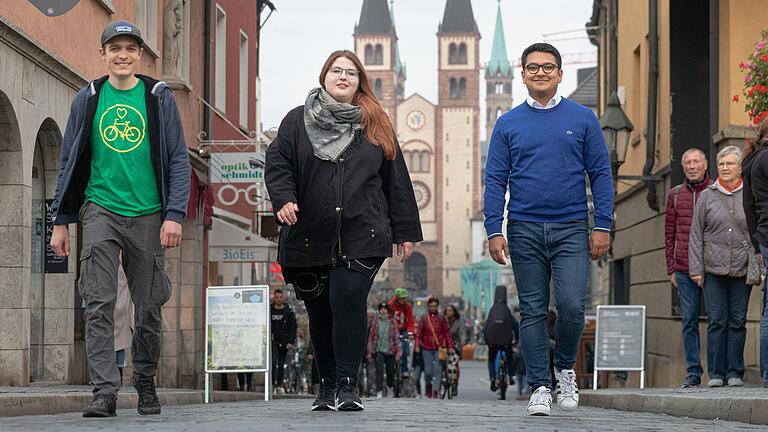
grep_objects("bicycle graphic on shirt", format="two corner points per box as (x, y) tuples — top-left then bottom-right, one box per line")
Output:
(99, 104), (146, 153)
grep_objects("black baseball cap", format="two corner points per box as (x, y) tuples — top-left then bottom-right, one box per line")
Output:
(101, 20), (144, 46)
(378, 302), (389, 311)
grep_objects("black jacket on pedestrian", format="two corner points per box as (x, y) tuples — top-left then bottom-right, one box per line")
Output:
(265, 106), (423, 267)
(743, 146), (768, 251)
(50, 75), (190, 225)
(271, 303), (297, 351)
(484, 285), (518, 347)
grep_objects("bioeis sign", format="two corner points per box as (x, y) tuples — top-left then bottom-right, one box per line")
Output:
(26, 0), (81, 16)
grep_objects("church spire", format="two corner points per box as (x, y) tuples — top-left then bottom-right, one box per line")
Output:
(487, 1), (511, 77)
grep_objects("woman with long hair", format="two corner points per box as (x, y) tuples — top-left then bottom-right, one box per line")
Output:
(742, 118), (768, 388)
(265, 50), (422, 411)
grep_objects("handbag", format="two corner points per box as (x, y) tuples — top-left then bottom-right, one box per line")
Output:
(715, 191), (762, 285)
(427, 315), (448, 361)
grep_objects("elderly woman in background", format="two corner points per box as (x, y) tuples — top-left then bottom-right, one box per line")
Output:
(689, 145), (755, 388)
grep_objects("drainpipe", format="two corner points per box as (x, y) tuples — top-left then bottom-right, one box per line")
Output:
(709, 0), (719, 176)
(643, 0), (659, 211)
(609, 0), (618, 98)
(203, 0), (212, 139)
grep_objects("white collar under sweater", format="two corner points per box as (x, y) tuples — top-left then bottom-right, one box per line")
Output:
(526, 94), (563, 109)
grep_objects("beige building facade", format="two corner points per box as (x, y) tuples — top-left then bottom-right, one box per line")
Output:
(590, 0), (768, 387)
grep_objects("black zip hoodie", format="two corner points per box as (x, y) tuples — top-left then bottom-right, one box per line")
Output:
(742, 146), (768, 251)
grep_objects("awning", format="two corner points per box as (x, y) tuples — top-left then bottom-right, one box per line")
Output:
(209, 217), (278, 263)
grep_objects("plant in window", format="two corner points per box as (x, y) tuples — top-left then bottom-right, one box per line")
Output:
(735, 30), (768, 125)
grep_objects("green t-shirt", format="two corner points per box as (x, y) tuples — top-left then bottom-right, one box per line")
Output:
(86, 80), (161, 216)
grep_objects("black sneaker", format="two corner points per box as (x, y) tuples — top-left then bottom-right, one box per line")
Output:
(335, 377), (364, 411)
(311, 378), (337, 411)
(134, 375), (161, 415)
(681, 376), (701, 388)
(82, 393), (117, 417)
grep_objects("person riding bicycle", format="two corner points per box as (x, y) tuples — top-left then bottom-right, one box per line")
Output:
(366, 302), (402, 398)
(484, 285), (519, 392)
(387, 288), (415, 376)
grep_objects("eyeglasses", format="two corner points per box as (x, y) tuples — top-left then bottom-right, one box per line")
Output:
(524, 62), (558, 74)
(329, 66), (359, 79)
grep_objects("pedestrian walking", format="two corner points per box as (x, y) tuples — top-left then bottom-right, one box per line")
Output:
(665, 148), (713, 388)
(358, 309), (376, 397)
(366, 302), (402, 398)
(388, 288), (416, 376)
(444, 304), (465, 397)
(483, 42), (614, 416)
(742, 118), (768, 388)
(264, 50), (422, 411)
(414, 297), (453, 399)
(484, 285), (518, 393)
(49, 20), (190, 418)
(689, 146), (757, 387)
(271, 288), (297, 393)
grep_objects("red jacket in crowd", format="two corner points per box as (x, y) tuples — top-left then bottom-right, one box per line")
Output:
(415, 312), (453, 351)
(664, 174), (713, 274)
(387, 296), (415, 334)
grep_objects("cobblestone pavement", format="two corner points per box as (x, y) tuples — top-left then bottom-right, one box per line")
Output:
(2, 362), (761, 431)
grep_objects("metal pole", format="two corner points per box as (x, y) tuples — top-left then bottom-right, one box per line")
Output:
(205, 372), (210, 403)
(640, 370), (645, 390)
(593, 370), (598, 390)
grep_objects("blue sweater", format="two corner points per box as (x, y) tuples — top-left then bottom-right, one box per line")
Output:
(483, 98), (614, 238)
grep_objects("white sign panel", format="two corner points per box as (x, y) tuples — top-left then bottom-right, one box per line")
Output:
(205, 285), (270, 372)
(211, 152), (264, 184)
(595, 305), (646, 371)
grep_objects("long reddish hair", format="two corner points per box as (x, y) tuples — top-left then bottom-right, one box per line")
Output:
(745, 117), (768, 158)
(319, 50), (396, 160)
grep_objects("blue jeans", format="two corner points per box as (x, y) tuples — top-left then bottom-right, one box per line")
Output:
(674, 272), (704, 378)
(759, 245), (768, 382)
(508, 220), (590, 391)
(702, 273), (752, 380)
(421, 349), (443, 392)
(399, 330), (409, 373)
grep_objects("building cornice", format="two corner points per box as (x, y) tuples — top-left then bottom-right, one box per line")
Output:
(0, 16), (87, 91)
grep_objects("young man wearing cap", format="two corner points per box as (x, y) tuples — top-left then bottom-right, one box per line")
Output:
(483, 43), (613, 416)
(49, 20), (190, 417)
(366, 302), (402, 398)
(387, 288), (415, 375)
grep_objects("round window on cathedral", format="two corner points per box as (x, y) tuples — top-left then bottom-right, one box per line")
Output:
(411, 180), (431, 210)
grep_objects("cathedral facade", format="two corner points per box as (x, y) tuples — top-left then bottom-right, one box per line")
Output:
(354, 0), (512, 297)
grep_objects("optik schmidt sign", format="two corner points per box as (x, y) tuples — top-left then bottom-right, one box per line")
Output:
(210, 152), (264, 184)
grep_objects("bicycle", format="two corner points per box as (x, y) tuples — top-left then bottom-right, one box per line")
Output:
(440, 348), (460, 399)
(495, 350), (509, 400)
(104, 119), (141, 143)
(283, 348), (307, 394)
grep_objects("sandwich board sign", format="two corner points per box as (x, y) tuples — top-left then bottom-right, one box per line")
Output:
(205, 285), (271, 402)
(593, 305), (646, 389)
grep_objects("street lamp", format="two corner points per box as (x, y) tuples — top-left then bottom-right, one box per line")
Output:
(599, 91), (634, 179)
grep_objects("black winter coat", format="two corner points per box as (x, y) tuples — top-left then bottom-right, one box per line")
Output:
(265, 106), (423, 267)
(743, 147), (768, 251)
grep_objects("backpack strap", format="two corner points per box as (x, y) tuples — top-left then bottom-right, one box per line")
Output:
(673, 184), (682, 210)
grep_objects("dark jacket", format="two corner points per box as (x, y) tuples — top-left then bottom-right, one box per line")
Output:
(664, 174), (713, 274)
(484, 285), (517, 347)
(743, 147), (768, 251)
(270, 303), (297, 350)
(50, 75), (190, 225)
(264, 106), (423, 267)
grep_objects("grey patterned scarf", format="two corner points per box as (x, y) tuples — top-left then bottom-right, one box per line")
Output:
(303, 87), (363, 162)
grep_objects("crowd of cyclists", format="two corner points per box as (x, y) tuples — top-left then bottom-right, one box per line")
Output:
(267, 285), (533, 401)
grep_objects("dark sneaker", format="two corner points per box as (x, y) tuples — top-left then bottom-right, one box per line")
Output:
(82, 393), (117, 417)
(134, 375), (161, 415)
(335, 377), (364, 411)
(681, 376), (700, 388)
(311, 378), (337, 411)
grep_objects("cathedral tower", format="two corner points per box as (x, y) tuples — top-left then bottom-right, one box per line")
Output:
(485, 0), (514, 140)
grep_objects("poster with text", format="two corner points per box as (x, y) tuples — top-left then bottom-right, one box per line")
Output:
(206, 286), (269, 372)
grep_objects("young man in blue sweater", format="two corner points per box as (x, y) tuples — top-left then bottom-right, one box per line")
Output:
(483, 43), (614, 416)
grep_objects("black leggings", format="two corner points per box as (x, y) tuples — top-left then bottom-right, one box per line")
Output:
(304, 265), (373, 383)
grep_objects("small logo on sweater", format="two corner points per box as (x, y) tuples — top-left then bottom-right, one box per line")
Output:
(566, 130), (574, 135)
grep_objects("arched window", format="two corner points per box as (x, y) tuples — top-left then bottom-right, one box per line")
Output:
(403, 150), (412, 170)
(458, 43), (468, 64)
(448, 43), (458, 64)
(364, 44), (374, 65)
(459, 78), (467, 99)
(374, 44), (384, 65)
(410, 151), (420, 172)
(496, 82), (503, 94)
(450, 78), (458, 99)
(420, 150), (430, 172)
(374, 79), (382, 99)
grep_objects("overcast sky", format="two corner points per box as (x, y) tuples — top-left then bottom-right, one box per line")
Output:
(259, 0), (596, 139)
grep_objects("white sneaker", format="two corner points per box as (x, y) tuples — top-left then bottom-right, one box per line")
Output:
(727, 377), (744, 387)
(554, 368), (579, 411)
(707, 378), (724, 387)
(527, 386), (552, 416)
(376, 391), (383, 399)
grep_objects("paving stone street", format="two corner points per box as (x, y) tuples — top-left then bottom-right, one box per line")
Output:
(2, 361), (762, 431)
